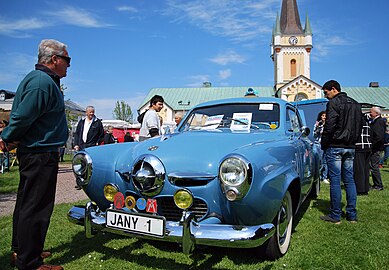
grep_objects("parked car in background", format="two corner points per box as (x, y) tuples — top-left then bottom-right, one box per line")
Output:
(0, 89), (16, 101)
(68, 97), (322, 260)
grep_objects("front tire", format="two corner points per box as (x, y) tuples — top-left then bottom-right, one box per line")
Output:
(264, 190), (293, 260)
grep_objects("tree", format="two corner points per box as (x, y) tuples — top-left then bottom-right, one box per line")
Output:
(113, 100), (133, 122)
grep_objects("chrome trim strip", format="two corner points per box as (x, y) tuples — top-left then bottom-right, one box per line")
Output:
(68, 203), (275, 251)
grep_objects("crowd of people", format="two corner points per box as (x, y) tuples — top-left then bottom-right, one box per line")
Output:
(0, 38), (387, 269)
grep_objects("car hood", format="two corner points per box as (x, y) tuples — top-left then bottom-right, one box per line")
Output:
(117, 130), (282, 176)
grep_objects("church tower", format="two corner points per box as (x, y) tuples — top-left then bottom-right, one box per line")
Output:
(271, 0), (319, 101)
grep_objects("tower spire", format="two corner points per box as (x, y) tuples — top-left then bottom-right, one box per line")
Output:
(280, 0), (303, 35)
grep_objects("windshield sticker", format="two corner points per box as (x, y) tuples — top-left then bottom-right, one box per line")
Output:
(202, 114), (224, 130)
(230, 113), (252, 132)
(259, 104), (273, 110)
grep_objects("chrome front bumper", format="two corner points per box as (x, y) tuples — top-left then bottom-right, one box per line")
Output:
(68, 201), (275, 253)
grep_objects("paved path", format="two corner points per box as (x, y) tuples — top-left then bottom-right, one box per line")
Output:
(0, 163), (88, 217)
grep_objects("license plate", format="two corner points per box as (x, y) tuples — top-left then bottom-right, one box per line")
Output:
(106, 210), (165, 237)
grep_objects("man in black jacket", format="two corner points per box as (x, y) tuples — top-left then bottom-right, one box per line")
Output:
(320, 80), (362, 224)
(368, 106), (385, 190)
(74, 106), (104, 151)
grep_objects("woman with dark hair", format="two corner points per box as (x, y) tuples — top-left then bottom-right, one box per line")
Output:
(314, 111), (329, 183)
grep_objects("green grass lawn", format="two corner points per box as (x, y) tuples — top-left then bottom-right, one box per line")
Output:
(0, 154), (72, 194)
(1, 169), (388, 269)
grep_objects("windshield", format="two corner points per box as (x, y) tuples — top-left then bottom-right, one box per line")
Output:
(180, 103), (280, 132)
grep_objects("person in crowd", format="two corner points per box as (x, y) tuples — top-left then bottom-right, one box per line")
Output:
(368, 106), (385, 190)
(0, 120), (10, 172)
(73, 106), (104, 151)
(354, 114), (372, 195)
(139, 95), (164, 141)
(0, 119), (8, 134)
(58, 146), (65, 162)
(382, 129), (389, 165)
(123, 132), (134, 142)
(0, 39), (70, 270)
(104, 126), (115, 144)
(313, 111), (328, 183)
(174, 112), (183, 126)
(320, 80), (362, 224)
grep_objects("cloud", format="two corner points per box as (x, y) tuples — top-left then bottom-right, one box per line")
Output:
(209, 50), (246, 65)
(0, 18), (51, 37)
(164, 0), (278, 43)
(117, 6), (139, 13)
(55, 6), (112, 28)
(312, 35), (354, 61)
(0, 5), (112, 37)
(219, 69), (232, 80)
(0, 52), (36, 86)
(185, 75), (210, 87)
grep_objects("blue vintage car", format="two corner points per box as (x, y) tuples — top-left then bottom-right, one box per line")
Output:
(68, 97), (323, 260)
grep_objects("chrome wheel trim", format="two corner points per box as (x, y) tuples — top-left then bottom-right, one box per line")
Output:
(277, 191), (293, 254)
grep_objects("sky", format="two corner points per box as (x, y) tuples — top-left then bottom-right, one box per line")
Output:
(1, 0), (388, 120)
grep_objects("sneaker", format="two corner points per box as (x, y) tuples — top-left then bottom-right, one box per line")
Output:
(320, 215), (341, 224)
(371, 186), (384, 191)
(322, 179), (330, 184)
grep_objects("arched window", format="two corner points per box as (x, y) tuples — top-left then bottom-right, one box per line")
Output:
(294, 92), (308, 102)
(290, 59), (296, 77)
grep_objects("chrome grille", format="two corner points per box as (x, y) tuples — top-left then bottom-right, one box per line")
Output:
(158, 197), (208, 221)
(124, 193), (208, 222)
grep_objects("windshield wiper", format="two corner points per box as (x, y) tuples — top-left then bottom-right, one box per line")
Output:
(226, 117), (260, 129)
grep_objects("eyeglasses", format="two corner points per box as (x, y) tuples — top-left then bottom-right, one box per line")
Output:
(55, 55), (71, 65)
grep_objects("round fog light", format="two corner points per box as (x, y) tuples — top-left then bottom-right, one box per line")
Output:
(104, 184), (119, 202)
(226, 189), (238, 201)
(174, 189), (193, 210)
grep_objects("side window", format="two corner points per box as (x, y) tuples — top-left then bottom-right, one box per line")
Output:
(286, 108), (301, 132)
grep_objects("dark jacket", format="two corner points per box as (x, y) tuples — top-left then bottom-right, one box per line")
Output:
(321, 92), (362, 150)
(355, 115), (372, 152)
(369, 116), (386, 152)
(1, 65), (68, 153)
(74, 117), (104, 150)
(104, 132), (115, 144)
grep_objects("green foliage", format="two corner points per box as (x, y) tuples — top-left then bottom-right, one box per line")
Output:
(113, 100), (133, 123)
(1, 171), (389, 269)
(65, 107), (78, 130)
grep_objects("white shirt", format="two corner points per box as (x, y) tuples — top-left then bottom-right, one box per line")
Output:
(139, 109), (160, 139)
(82, 117), (93, 143)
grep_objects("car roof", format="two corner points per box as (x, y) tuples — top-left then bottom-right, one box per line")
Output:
(192, 97), (290, 109)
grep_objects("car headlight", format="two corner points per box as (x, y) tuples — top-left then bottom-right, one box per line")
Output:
(219, 155), (251, 201)
(72, 152), (92, 186)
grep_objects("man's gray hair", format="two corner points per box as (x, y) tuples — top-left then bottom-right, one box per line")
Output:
(371, 106), (382, 115)
(86, 106), (95, 112)
(38, 39), (67, 64)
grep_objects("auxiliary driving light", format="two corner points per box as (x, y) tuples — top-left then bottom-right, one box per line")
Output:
(174, 189), (193, 210)
(104, 184), (119, 202)
(226, 189), (238, 201)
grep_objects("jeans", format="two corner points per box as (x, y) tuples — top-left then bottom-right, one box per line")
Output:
(325, 147), (357, 221)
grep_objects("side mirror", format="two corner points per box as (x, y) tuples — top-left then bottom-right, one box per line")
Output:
(301, 126), (310, 137)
